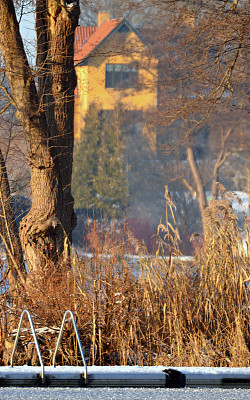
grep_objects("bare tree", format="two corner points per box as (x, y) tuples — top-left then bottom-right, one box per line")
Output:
(0, 0), (80, 277)
(152, 0), (249, 229)
(0, 147), (26, 287)
(79, 0), (161, 26)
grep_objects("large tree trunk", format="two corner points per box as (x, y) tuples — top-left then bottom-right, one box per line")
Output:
(0, 0), (80, 274)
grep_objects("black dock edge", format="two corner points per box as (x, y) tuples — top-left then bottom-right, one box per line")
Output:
(222, 378), (250, 388)
(37, 374), (88, 387)
(164, 369), (186, 388)
(0, 378), (6, 387)
(37, 373), (48, 387)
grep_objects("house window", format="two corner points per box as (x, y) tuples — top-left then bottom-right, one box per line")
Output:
(105, 64), (138, 89)
(118, 24), (130, 33)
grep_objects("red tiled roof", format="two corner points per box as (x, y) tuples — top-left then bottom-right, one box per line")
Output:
(74, 26), (97, 53)
(74, 18), (123, 64)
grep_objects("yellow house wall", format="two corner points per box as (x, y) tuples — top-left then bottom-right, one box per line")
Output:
(74, 29), (158, 141)
(74, 65), (89, 141)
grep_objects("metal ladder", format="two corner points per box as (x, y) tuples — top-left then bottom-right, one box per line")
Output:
(52, 310), (87, 384)
(10, 309), (87, 384)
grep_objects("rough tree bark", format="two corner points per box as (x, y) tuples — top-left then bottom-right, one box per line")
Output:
(0, 0), (80, 274)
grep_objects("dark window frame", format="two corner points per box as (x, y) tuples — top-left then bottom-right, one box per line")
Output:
(118, 24), (130, 33)
(105, 63), (138, 89)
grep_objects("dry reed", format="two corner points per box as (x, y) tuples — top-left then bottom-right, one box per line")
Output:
(1, 189), (249, 367)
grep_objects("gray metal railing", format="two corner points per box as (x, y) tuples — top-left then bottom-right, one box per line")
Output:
(52, 310), (87, 384)
(10, 309), (44, 380)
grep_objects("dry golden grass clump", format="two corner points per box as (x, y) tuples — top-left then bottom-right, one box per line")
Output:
(1, 189), (249, 367)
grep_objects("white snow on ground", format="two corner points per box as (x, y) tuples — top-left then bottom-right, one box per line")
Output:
(0, 387), (249, 400)
(1, 365), (250, 376)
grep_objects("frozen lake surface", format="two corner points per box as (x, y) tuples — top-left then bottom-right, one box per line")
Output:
(0, 387), (249, 400)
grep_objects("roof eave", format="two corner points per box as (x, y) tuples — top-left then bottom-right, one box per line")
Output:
(74, 18), (145, 66)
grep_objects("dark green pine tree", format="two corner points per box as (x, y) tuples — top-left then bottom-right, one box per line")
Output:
(94, 113), (128, 218)
(72, 104), (128, 218)
(72, 104), (100, 209)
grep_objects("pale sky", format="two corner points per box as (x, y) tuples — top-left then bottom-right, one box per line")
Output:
(19, 7), (36, 64)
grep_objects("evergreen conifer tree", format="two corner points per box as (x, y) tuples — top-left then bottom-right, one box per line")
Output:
(72, 104), (100, 209)
(72, 104), (128, 218)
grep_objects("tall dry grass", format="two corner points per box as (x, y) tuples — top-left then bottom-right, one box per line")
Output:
(1, 189), (250, 367)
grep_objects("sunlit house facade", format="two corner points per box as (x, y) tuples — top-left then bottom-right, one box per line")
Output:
(74, 12), (158, 141)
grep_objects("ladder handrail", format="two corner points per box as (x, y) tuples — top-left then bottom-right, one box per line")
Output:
(52, 310), (87, 384)
(10, 309), (44, 380)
